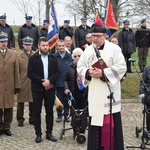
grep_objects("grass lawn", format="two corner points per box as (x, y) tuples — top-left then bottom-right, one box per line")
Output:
(121, 49), (150, 99)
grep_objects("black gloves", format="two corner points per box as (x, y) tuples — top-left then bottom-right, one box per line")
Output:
(14, 88), (20, 94)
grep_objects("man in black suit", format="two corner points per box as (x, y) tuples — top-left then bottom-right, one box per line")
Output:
(27, 37), (60, 143)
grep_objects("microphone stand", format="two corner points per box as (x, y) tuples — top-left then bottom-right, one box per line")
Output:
(94, 47), (115, 150)
(126, 60), (150, 149)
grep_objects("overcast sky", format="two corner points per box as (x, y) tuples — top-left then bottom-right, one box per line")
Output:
(0, 0), (89, 26)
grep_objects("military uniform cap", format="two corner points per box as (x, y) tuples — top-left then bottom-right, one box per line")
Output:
(0, 32), (8, 41)
(22, 36), (33, 44)
(80, 17), (87, 22)
(43, 20), (49, 24)
(0, 15), (6, 20)
(123, 19), (130, 25)
(25, 16), (32, 21)
(141, 18), (146, 24)
(64, 20), (70, 24)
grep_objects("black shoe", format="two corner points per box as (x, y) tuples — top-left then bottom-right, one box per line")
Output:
(18, 121), (24, 127)
(127, 70), (133, 73)
(29, 121), (34, 125)
(3, 130), (12, 136)
(35, 135), (42, 143)
(46, 134), (57, 142)
(0, 130), (2, 135)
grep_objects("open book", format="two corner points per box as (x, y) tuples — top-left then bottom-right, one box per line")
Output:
(92, 58), (108, 82)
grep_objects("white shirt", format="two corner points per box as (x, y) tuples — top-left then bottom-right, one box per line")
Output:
(39, 51), (49, 79)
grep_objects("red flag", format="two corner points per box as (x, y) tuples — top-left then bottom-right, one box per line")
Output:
(105, 0), (118, 30)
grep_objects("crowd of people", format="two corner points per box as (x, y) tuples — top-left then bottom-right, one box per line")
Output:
(0, 12), (150, 150)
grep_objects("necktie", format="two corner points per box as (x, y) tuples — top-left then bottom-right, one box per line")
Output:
(1, 50), (5, 55)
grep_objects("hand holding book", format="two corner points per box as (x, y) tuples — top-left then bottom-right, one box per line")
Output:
(92, 58), (108, 82)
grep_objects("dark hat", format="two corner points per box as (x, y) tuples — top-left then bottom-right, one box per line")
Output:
(0, 32), (8, 41)
(0, 15), (6, 20)
(123, 19), (130, 25)
(141, 18), (146, 24)
(43, 20), (49, 24)
(22, 36), (33, 45)
(91, 18), (106, 33)
(64, 20), (70, 24)
(80, 17), (87, 22)
(25, 16), (32, 21)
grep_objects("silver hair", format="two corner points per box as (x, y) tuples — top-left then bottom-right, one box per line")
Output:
(72, 47), (83, 58)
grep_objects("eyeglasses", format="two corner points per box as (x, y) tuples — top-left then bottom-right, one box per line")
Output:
(74, 55), (80, 58)
(92, 34), (104, 38)
(86, 36), (92, 39)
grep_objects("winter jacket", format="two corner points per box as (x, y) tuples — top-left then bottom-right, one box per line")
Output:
(139, 66), (150, 103)
(75, 25), (91, 49)
(0, 23), (15, 48)
(54, 51), (72, 87)
(18, 23), (39, 51)
(135, 26), (150, 48)
(64, 61), (88, 97)
(59, 26), (73, 40)
(118, 28), (136, 54)
(40, 28), (48, 38)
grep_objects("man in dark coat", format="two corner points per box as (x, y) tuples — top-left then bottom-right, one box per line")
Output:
(135, 18), (150, 72)
(40, 20), (49, 38)
(59, 20), (73, 40)
(27, 37), (60, 143)
(75, 17), (91, 50)
(0, 15), (15, 49)
(0, 32), (20, 136)
(18, 16), (39, 51)
(118, 19), (136, 73)
(54, 39), (72, 123)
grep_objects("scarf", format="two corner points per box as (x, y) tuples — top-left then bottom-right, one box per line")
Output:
(73, 61), (84, 91)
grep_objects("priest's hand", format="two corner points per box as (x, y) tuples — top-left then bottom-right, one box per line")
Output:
(89, 68), (103, 78)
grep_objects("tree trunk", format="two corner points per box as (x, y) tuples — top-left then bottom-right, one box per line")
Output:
(45, 0), (50, 20)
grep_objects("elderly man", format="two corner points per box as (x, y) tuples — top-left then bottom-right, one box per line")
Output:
(18, 16), (39, 51)
(0, 32), (20, 136)
(77, 19), (126, 150)
(75, 17), (91, 50)
(64, 36), (74, 53)
(0, 14), (15, 49)
(17, 36), (35, 127)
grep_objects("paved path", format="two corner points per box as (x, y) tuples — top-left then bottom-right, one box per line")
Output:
(0, 101), (150, 150)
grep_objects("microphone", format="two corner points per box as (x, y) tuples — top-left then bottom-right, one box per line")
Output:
(93, 44), (101, 59)
(128, 58), (135, 62)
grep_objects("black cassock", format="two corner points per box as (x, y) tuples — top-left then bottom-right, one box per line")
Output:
(87, 112), (124, 150)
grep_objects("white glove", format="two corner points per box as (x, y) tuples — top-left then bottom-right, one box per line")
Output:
(139, 94), (145, 100)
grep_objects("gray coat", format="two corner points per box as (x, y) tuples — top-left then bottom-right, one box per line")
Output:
(118, 28), (136, 54)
